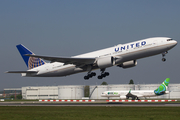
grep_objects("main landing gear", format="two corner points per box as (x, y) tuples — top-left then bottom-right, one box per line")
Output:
(97, 68), (109, 79)
(84, 72), (96, 80)
(162, 51), (168, 62)
(84, 68), (110, 80)
(131, 96), (140, 100)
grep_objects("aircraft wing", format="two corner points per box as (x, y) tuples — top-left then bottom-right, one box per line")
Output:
(25, 54), (96, 66)
(126, 92), (144, 98)
(134, 94), (144, 97)
(126, 92), (137, 98)
(6, 71), (38, 73)
(126, 89), (144, 99)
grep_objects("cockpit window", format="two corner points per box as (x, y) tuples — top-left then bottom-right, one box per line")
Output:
(167, 39), (173, 41)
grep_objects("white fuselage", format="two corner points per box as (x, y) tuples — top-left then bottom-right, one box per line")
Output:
(101, 90), (169, 98)
(24, 37), (177, 77)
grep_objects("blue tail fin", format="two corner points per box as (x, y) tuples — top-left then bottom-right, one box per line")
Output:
(16, 44), (46, 69)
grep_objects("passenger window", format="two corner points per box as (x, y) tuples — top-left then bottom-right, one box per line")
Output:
(167, 39), (173, 41)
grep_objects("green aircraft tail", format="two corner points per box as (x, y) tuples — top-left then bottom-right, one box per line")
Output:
(154, 78), (170, 95)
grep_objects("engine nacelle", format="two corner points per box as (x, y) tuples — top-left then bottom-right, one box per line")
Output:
(119, 96), (127, 99)
(97, 56), (114, 69)
(118, 60), (137, 69)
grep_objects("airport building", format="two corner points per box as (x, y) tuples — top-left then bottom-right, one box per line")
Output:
(22, 85), (84, 99)
(4, 83), (180, 100)
(22, 86), (59, 100)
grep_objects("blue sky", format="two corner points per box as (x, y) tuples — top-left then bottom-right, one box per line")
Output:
(0, 1), (180, 90)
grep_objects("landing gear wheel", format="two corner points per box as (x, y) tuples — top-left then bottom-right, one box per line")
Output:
(162, 58), (166, 62)
(105, 72), (109, 76)
(84, 76), (89, 80)
(88, 74), (92, 78)
(98, 75), (103, 79)
(162, 51), (168, 62)
(97, 69), (110, 79)
(102, 73), (106, 77)
(84, 72), (96, 80)
(91, 72), (96, 76)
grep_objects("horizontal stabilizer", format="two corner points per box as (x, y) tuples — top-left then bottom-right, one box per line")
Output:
(6, 71), (38, 73)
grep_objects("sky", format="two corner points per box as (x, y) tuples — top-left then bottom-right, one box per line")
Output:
(0, 1), (180, 90)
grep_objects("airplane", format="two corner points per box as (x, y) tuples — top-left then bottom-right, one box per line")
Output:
(101, 78), (170, 100)
(6, 37), (177, 80)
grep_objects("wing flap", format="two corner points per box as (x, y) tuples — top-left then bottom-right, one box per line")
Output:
(6, 71), (38, 73)
(25, 54), (96, 65)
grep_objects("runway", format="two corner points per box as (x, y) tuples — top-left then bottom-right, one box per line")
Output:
(0, 102), (180, 107)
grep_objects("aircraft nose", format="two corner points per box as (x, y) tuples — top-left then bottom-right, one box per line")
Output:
(172, 40), (178, 45)
(174, 40), (178, 45)
(101, 92), (106, 97)
(171, 40), (177, 47)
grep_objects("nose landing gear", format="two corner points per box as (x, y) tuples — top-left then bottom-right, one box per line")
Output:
(162, 58), (166, 62)
(162, 51), (168, 62)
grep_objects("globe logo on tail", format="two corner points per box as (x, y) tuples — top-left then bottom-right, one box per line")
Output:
(28, 57), (45, 69)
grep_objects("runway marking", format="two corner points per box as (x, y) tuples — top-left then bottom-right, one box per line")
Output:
(106, 100), (177, 102)
(39, 99), (177, 102)
(39, 100), (95, 102)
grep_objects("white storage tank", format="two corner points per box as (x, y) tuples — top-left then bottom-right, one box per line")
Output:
(138, 84), (160, 90)
(89, 85), (108, 99)
(26, 87), (39, 99)
(22, 86), (58, 100)
(22, 87), (27, 99)
(38, 86), (58, 100)
(58, 85), (84, 99)
(169, 84), (180, 99)
(108, 84), (135, 91)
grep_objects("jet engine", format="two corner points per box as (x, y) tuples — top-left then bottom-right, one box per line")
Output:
(97, 56), (114, 69)
(118, 60), (137, 69)
(119, 96), (127, 99)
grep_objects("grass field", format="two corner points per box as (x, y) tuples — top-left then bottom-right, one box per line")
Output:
(0, 106), (180, 120)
